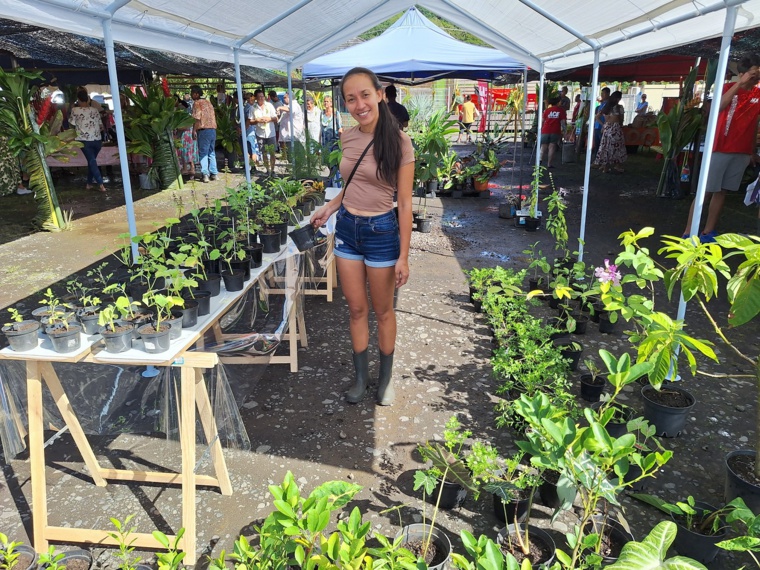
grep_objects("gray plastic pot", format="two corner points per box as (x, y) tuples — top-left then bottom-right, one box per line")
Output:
(497, 524), (556, 567)
(2, 320), (40, 352)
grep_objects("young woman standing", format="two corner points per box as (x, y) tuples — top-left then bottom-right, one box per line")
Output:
(311, 67), (415, 406)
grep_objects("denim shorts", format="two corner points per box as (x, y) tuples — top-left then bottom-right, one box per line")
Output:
(334, 205), (400, 268)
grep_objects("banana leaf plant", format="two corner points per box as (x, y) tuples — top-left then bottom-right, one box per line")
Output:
(655, 66), (703, 199)
(0, 68), (80, 231)
(122, 82), (194, 190)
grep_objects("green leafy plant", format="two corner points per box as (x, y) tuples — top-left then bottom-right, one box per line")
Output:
(141, 291), (184, 333)
(106, 514), (141, 570)
(629, 494), (730, 536)
(152, 528), (185, 570)
(37, 547), (65, 570)
(4, 308), (23, 328)
(0, 532), (22, 570)
(717, 497), (760, 566)
(605, 521), (707, 570)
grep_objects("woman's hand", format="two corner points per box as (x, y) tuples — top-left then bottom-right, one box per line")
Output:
(395, 258), (409, 288)
(310, 205), (333, 229)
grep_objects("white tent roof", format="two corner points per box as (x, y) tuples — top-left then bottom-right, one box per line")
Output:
(2, 0), (758, 73)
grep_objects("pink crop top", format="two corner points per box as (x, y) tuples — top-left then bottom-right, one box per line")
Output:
(339, 126), (415, 213)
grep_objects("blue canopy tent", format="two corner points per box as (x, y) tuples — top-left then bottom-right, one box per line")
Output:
(302, 7), (526, 84)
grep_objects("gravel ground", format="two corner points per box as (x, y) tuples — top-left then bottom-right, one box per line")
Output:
(0, 142), (758, 568)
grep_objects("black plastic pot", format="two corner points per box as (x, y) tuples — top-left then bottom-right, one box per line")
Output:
(176, 300), (199, 328)
(571, 313), (589, 335)
(553, 338), (583, 371)
(583, 515), (634, 564)
(396, 524), (451, 570)
(524, 217), (541, 232)
(244, 243), (264, 268)
(548, 296), (561, 309)
(221, 270), (245, 292)
(598, 312), (618, 333)
(260, 231), (281, 254)
(274, 222), (288, 245)
(2, 321), (40, 352)
(641, 384), (695, 438)
(580, 373), (606, 402)
(137, 323), (172, 354)
(427, 477), (467, 510)
(493, 492), (530, 524)
(203, 257), (221, 275)
(197, 273), (222, 297)
(14, 544), (37, 570)
(230, 257), (252, 281)
(498, 525), (555, 566)
(76, 308), (101, 335)
(725, 450), (760, 512)
(416, 216), (433, 233)
(183, 290), (211, 316)
(58, 548), (93, 570)
(99, 321), (134, 353)
(46, 323), (83, 354)
(671, 501), (726, 564)
(538, 470), (577, 510)
(591, 402), (635, 439)
(289, 224), (322, 252)
(528, 277), (545, 293)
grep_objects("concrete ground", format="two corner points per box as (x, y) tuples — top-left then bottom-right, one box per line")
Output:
(0, 143), (758, 568)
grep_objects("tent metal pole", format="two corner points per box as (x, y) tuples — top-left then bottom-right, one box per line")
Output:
(521, 69), (528, 146)
(101, 17), (138, 263)
(578, 48), (601, 263)
(287, 64), (295, 169)
(234, 49), (252, 185)
(675, 4), (738, 324)
(535, 63), (545, 177)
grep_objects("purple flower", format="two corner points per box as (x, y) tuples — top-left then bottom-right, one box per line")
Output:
(595, 259), (621, 286)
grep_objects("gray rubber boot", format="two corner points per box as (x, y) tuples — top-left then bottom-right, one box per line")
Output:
(346, 349), (369, 403)
(376, 350), (395, 406)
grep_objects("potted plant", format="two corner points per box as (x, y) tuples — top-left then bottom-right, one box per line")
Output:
(40, 289), (83, 354)
(415, 415), (476, 510)
(630, 494), (731, 564)
(0, 533), (37, 570)
(2, 308), (40, 352)
(97, 302), (135, 354)
(580, 358), (606, 402)
(122, 81), (194, 190)
(256, 202), (286, 253)
(138, 291), (183, 353)
(219, 231), (248, 291)
(471, 148), (500, 193)
(523, 241), (550, 292)
(606, 521), (707, 570)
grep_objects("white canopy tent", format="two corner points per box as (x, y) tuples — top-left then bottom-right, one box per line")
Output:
(0, 0), (757, 327)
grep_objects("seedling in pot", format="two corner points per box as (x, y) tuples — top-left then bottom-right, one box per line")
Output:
(40, 288), (70, 330)
(4, 308), (24, 329)
(0, 532), (22, 569)
(86, 262), (115, 290)
(37, 547), (65, 570)
(629, 494), (732, 536)
(141, 291), (183, 334)
(105, 514), (142, 570)
(152, 528), (185, 570)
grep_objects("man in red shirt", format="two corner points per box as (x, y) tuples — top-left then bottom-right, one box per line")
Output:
(683, 55), (760, 241)
(540, 96), (566, 169)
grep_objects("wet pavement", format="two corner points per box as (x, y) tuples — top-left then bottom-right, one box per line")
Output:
(0, 144), (758, 568)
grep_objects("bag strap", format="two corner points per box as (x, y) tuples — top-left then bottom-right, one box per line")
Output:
(340, 139), (374, 203)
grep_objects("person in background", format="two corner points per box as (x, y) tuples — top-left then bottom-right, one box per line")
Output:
(635, 94), (649, 115)
(305, 96), (322, 147)
(268, 90), (283, 151)
(251, 89), (278, 177)
(460, 95), (480, 143)
(243, 92), (260, 173)
(682, 55), (760, 242)
(278, 92), (305, 148)
(216, 84), (228, 105)
(592, 87), (611, 156)
(558, 86), (571, 114)
(321, 95), (343, 149)
(190, 85), (218, 183)
(310, 67), (415, 407)
(176, 98), (197, 179)
(540, 96), (565, 169)
(384, 84), (409, 129)
(569, 93), (582, 143)
(69, 88), (106, 192)
(593, 90), (627, 173)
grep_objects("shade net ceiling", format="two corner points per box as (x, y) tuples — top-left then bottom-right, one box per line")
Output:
(303, 7), (525, 84)
(0, 18), (295, 86)
(2, 0), (760, 75)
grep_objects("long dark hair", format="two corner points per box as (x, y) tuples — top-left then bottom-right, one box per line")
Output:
(601, 90), (622, 115)
(340, 67), (402, 187)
